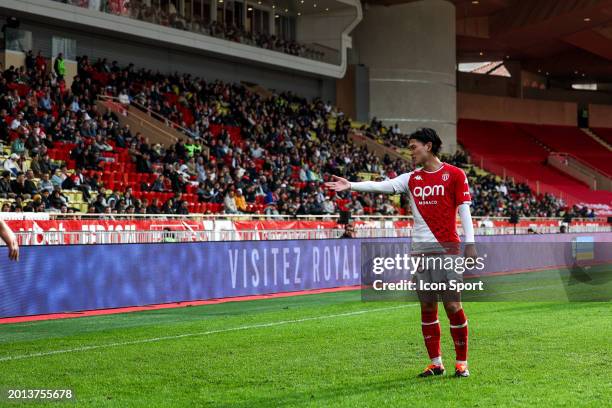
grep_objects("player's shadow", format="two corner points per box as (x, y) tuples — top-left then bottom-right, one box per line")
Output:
(567, 264), (593, 283)
(562, 242), (612, 302)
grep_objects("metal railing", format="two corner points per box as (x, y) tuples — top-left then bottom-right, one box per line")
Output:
(39, 213), (611, 223)
(9, 228), (345, 246)
(4, 211), (610, 223)
(548, 152), (612, 191)
(98, 95), (189, 140)
(4, 224), (610, 246)
(467, 150), (599, 207)
(98, 95), (212, 158)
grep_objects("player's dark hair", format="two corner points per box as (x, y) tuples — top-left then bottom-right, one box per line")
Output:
(408, 128), (442, 156)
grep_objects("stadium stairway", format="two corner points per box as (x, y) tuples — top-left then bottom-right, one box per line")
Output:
(96, 97), (193, 148)
(241, 81), (275, 99)
(515, 123), (612, 176)
(349, 131), (409, 163)
(588, 128), (612, 150)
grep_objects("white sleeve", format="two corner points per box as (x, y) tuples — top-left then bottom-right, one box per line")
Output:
(349, 173), (411, 194)
(458, 203), (475, 243)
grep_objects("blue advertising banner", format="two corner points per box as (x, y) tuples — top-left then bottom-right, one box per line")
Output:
(0, 239), (361, 318)
(1, 233), (610, 318)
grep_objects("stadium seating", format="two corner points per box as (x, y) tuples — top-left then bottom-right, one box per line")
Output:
(515, 123), (612, 176)
(0, 58), (410, 216)
(1, 56), (607, 217)
(457, 119), (612, 207)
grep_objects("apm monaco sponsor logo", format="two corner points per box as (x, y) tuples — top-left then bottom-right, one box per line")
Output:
(442, 172), (450, 182)
(412, 184), (445, 205)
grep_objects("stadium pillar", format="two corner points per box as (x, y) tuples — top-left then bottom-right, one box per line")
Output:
(210, 0), (218, 23)
(352, 0), (457, 153)
(242, 1), (248, 29)
(269, 10), (276, 36)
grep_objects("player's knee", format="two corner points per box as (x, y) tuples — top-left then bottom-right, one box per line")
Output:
(443, 302), (462, 315)
(420, 302), (438, 312)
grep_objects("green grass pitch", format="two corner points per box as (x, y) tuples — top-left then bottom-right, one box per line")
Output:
(0, 274), (610, 407)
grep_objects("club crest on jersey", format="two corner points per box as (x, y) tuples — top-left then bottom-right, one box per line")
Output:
(442, 172), (450, 182)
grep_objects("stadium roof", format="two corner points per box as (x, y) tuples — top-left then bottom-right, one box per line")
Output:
(364, 0), (612, 81)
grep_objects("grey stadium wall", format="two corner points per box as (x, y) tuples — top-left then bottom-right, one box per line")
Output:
(3, 16), (337, 102)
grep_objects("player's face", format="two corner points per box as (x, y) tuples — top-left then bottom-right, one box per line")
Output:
(408, 139), (431, 166)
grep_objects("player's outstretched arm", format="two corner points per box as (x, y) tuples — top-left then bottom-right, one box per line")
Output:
(0, 220), (19, 261)
(324, 174), (409, 194)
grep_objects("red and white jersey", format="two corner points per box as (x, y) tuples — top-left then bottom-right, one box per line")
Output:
(388, 163), (471, 244)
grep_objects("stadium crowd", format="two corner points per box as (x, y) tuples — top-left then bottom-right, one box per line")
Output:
(54, 0), (324, 61)
(0, 53), (597, 220)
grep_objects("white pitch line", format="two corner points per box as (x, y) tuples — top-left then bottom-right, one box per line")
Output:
(3, 278), (580, 363)
(0, 304), (417, 363)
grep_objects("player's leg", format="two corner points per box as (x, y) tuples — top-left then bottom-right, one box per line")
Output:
(414, 258), (444, 377)
(442, 299), (469, 377)
(417, 297), (445, 377)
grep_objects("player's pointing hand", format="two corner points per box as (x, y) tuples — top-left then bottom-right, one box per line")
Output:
(0, 220), (18, 261)
(7, 237), (19, 261)
(324, 175), (351, 192)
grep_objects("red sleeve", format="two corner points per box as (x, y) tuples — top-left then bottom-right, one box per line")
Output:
(454, 168), (471, 206)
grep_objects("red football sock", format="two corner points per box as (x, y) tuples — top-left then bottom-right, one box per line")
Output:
(421, 309), (441, 361)
(448, 309), (468, 362)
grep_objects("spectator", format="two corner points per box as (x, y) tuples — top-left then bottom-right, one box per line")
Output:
(0, 171), (13, 198)
(3, 154), (20, 176)
(118, 89), (130, 105)
(54, 53), (66, 80)
(151, 175), (167, 192)
(24, 170), (38, 196)
(341, 223), (356, 239)
(264, 203), (279, 216)
(10, 172), (31, 200)
(322, 196), (335, 214)
(48, 189), (65, 210)
(147, 198), (161, 214)
(35, 51), (46, 72)
(234, 188), (247, 212)
(40, 189), (51, 209)
(93, 192), (107, 213)
(51, 168), (67, 188)
(69, 168), (92, 200)
(224, 190), (239, 214)
(0, 52), (583, 220)
(106, 191), (121, 209)
(30, 154), (43, 176)
(10, 113), (23, 130)
(162, 198), (175, 214)
(177, 201), (190, 215)
(38, 172), (54, 194)
(250, 143), (264, 159)
(11, 136), (26, 156)
(39, 91), (52, 112)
